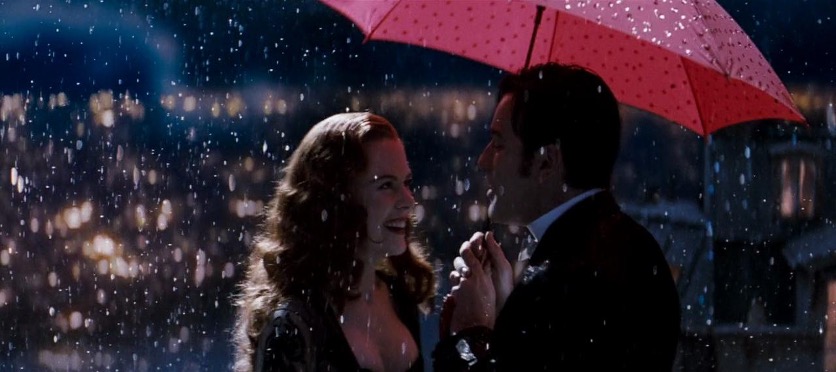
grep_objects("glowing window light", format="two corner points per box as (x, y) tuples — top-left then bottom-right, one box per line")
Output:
(179, 326), (190, 343)
(132, 166), (141, 187)
(161, 95), (176, 111)
(157, 214), (169, 231)
(161, 199), (173, 216)
(92, 234), (116, 257)
(226, 95), (244, 117)
(69, 311), (83, 330)
(98, 109), (115, 127)
(45, 220), (54, 237)
(413, 204), (425, 224)
(246, 200), (260, 216)
(183, 96), (197, 112)
(468, 204), (485, 223)
(234, 200), (247, 218)
(231, 199), (263, 218)
(1, 250), (9, 266)
(779, 157), (818, 220)
(97, 259), (109, 275)
(63, 207), (83, 230)
(263, 98), (273, 115)
(454, 100), (467, 121)
(96, 289), (107, 305)
(89, 90), (114, 114)
(38, 350), (83, 369)
(194, 249), (207, 287)
(135, 205), (147, 229)
(450, 122), (461, 138)
(420, 186), (438, 200)
(111, 256), (129, 278)
(467, 103), (477, 121)
(81, 201), (93, 223)
(128, 259), (139, 278)
(148, 169), (158, 185)
(455, 178), (465, 195)
(222, 262), (235, 279)
(228, 174), (236, 192)
(276, 99), (288, 115)
(211, 102), (221, 118)
(57, 92), (68, 107)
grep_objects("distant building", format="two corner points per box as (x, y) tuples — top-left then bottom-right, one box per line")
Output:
(624, 94), (836, 371)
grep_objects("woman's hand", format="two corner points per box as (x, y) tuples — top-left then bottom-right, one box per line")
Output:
(483, 231), (513, 314)
(447, 233), (496, 333)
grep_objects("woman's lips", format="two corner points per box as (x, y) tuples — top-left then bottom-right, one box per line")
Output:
(383, 219), (407, 234)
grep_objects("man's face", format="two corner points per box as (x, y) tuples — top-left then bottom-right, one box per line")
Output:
(477, 94), (539, 225)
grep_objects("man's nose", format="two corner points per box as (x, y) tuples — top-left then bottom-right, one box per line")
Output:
(477, 146), (492, 171)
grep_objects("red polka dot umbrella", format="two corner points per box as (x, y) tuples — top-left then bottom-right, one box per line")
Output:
(320, 0), (805, 135)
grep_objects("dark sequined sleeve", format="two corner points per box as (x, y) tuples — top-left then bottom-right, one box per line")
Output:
(255, 307), (314, 372)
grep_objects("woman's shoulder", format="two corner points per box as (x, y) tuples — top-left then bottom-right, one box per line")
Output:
(255, 296), (328, 370)
(261, 295), (326, 338)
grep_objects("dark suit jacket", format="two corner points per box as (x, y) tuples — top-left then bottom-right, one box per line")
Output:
(434, 191), (681, 371)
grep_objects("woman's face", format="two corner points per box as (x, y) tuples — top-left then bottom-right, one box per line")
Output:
(351, 138), (415, 261)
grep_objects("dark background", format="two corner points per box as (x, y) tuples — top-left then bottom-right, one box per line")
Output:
(0, 0), (833, 369)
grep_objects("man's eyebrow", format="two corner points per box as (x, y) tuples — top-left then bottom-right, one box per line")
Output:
(369, 173), (412, 184)
(369, 174), (397, 184)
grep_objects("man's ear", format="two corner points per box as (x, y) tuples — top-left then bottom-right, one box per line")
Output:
(533, 143), (561, 183)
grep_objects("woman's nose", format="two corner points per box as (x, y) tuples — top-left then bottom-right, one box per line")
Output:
(399, 185), (416, 209)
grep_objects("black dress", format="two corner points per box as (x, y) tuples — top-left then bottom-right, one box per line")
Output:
(255, 274), (424, 372)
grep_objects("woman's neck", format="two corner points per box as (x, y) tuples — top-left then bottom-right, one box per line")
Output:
(356, 254), (381, 302)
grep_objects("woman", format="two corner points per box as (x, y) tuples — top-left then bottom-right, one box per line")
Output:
(233, 112), (436, 371)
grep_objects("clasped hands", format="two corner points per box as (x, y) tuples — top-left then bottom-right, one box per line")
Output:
(440, 231), (514, 336)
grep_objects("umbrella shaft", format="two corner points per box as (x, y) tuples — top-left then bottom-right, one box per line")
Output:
(524, 5), (546, 70)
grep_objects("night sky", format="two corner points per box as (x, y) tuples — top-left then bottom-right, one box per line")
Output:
(1, 0), (834, 369)
(2, 0), (833, 97)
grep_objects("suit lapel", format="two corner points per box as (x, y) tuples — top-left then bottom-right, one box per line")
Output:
(528, 191), (619, 266)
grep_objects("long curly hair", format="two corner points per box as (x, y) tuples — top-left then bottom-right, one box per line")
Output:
(232, 112), (436, 371)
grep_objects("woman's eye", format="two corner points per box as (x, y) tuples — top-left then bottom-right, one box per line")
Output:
(378, 182), (393, 190)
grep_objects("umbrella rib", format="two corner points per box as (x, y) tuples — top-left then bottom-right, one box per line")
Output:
(691, 1), (729, 76)
(364, 0), (404, 42)
(524, 5), (546, 69)
(681, 56), (707, 136)
(546, 10), (559, 62)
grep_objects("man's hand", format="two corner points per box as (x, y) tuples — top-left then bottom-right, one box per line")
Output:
(447, 233), (497, 334)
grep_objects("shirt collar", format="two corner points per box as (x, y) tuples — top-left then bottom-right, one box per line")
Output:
(520, 188), (604, 259)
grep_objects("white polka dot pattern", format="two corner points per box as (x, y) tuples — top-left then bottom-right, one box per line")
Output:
(322, 0), (805, 135)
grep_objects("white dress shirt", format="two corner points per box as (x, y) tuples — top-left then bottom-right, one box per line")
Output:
(514, 188), (604, 280)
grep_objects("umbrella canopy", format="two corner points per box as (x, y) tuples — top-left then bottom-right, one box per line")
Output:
(321, 0), (805, 135)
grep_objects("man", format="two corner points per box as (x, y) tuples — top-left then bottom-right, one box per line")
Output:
(433, 63), (681, 371)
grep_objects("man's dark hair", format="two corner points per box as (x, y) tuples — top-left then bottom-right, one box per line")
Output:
(498, 63), (621, 190)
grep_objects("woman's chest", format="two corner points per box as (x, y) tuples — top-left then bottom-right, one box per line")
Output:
(340, 300), (418, 371)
